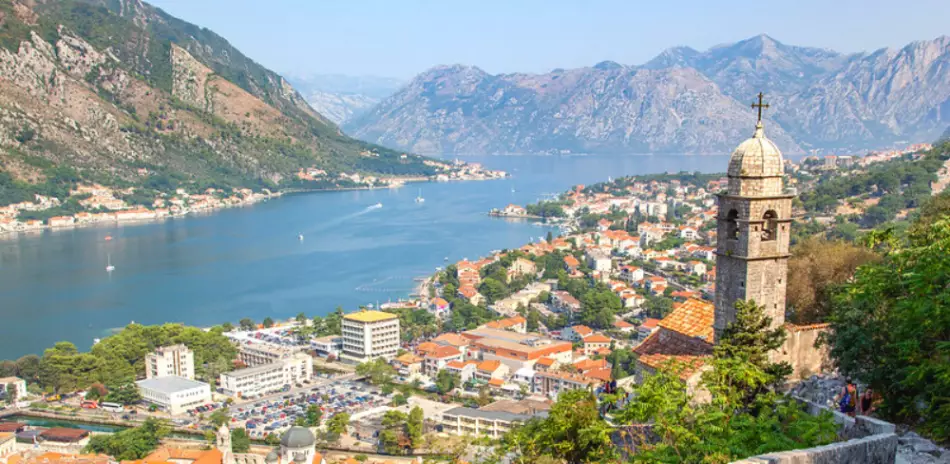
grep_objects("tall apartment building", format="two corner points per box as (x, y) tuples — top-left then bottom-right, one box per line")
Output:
(145, 344), (195, 380)
(340, 310), (401, 363)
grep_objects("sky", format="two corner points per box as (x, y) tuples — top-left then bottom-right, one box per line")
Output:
(148, 0), (950, 80)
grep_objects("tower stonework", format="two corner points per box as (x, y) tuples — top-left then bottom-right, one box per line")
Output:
(714, 117), (793, 339)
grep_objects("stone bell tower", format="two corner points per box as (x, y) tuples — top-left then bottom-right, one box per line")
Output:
(714, 93), (793, 340)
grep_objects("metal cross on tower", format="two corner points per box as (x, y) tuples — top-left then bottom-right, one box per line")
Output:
(752, 92), (769, 122)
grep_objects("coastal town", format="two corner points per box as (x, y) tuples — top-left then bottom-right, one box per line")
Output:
(4, 117), (946, 464)
(0, 159), (506, 235)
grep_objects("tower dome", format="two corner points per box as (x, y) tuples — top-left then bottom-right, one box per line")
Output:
(280, 426), (316, 449)
(726, 122), (785, 197)
(265, 451), (279, 464)
(727, 122), (784, 178)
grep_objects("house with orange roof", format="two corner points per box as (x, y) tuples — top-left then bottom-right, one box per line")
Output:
(533, 369), (599, 397)
(572, 358), (606, 376)
(638, 318), (661, 339)
(582, 333), (612, 356)
(431, 297), (450, 312)
(613, 319), (635, 333)
(473, 359), (510, 383)
(533, 356), (557, 371)
(632, 298), (715, 398)
(394, 353), (423, 376)
(563, 255), (580, 272)
(415, 342), (441, 357)
(457, 285), (485, 306)
(618, 265), (644, 284)
(423, 345), (462, 376)
(649, 284), (668, 296)
(560, 325), (593, 342)
(482, 315), (527, 334)
(445, 359), (478, 383)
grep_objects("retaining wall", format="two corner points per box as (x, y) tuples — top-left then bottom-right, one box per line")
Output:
(731, 396), (897, 464)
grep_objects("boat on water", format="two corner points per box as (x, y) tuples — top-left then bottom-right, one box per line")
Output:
(370, 202), (383, 209)
(415, 188), (425, 203)
(106, 253), (115, 273)
(298, 233), (304, 241)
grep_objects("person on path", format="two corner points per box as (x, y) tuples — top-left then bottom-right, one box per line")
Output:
(859, 387), (877, 416)
(837, 378), (859, 417)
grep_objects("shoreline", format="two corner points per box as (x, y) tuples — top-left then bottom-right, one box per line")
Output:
(0, 175), (506, 239)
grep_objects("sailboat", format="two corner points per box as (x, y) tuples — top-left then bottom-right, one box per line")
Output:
(106, 253), (115, 273)
(298, 233), (304, 241)
(415, 188), (425, 203)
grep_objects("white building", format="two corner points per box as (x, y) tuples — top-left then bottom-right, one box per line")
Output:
(219, 352), (313, 398)
(310, 335), (343, 358)
(0, 377), (27, 400)
(585, 250), (612, 273)
(136, 376), (211, 415)
(235, 342), (302, 367)
(440, 407), (533, 439)
(340, 310), (401, 363)
(145, 344), (195, 380)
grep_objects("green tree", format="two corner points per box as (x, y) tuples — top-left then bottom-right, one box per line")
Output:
(326, 412), (350, 438)
(5, 383), (17, 404)
(407, 406), (424, 448)
(262, 317), (275, 328)
(84, 418), (169, 460)
(209, 409), (229, 428)
(295, 312), (307, 324)
(355, 359), (396, 386)
(714, 300), (792, 400)
(105, 383), (142, 405)
(579, 290), (621, 329)
(301, 404), (322, 427)
(435, 370), (458, 395)
(380, 410), (408, 455)
(479, 277), (507, 304)
(239, 318), (256, 331)
(502, 389), (616, 464)
(826, 218), (950, 438)
(231, 428), (251, 453)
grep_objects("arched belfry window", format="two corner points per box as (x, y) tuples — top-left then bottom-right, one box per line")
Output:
(762, 210), (778, 241)
(726, 209), (739, 240)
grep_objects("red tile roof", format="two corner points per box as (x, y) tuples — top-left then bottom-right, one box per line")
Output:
(640, 318), (661, 329)
(583, 334), (611, 344)
(659, 298), (715, 342)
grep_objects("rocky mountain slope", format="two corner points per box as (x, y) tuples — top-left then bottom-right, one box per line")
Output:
(287, 74), (403, 125)
(0, 0), (436, 199)
(346, 35), (950, 155)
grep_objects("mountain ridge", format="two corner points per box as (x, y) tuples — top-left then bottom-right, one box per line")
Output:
(0, 0), (440, 207)
(346, 35), (950, 155)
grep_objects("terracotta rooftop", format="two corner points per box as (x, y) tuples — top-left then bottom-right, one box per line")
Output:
(535, 357), (555, 366)
(658, 298), (715, 343)
(432, 333), (469, 347)
(640, 318), (661, 329)
(571, 325), (594, 336)
(574, 358), (608, 372)
(477, 360), (502, 372)
(583, 333), (611, 344)
(416, 341), (440, 356)
(427, 345), (462, 359)
(613, 320), (634, 328)
(633, 330), (713, 380)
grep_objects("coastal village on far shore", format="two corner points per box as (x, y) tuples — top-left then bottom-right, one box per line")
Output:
(0, 158), (505, 235)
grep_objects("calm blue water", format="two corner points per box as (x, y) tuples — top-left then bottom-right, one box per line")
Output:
(0, 154), (730, 358)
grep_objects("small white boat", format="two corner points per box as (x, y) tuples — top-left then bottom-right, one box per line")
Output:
(298, 234), (304, 241)
(371, 202), (383, 209)
(415, 188), (425, 203)
(106, 253), (115, 273)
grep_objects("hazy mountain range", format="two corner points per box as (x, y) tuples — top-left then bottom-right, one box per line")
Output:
(345, 34), (950, 155)
(286, 74), (403, 125)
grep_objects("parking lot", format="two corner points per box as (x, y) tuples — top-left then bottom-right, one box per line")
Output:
(229, 379), (394, 439)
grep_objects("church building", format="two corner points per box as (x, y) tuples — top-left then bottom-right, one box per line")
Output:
(633, 94), (830, 388)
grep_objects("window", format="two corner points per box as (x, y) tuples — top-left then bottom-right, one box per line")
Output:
(762, 210), (778, 241)
(726, 209), (739, 240)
